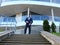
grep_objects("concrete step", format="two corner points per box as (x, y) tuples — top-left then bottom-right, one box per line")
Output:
(0, 41), (50, 44)
(1, 40), (49, 43)
(0, 34), (51, 45)
(2, 34), (49, 42)
(0, 43), (51, 45)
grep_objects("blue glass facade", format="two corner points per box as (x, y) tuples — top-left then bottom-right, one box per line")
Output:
(52, 0), (60, 4)
(22, 15), (60, 22)
(22, 15), (51, 21)
(0, 17), (16, 22)
(0, 15), (60, 23)
(54, 17), (60, 22)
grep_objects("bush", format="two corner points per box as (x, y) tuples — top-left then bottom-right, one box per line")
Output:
(51, 22), (56, 32)
(43, 20), (50, 32)
(59, 24), (60, 33)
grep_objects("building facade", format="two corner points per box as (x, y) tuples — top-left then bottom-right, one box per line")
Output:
(0, 0), (60, 34)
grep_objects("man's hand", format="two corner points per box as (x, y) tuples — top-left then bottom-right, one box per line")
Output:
(29, 23), (31, 25)
(26, 21), (28, 23)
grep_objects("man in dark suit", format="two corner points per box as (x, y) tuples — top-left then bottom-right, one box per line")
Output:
(24, 15), (33, 34)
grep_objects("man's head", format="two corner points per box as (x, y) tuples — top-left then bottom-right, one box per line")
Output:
(27, 15), (31, 20)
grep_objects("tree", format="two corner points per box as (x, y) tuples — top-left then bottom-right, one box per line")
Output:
(43, 20), (50, 32)
(51, 22), (56, 32)
(59, 24), (60, 33)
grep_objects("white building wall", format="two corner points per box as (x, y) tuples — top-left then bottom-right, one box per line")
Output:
(16, 13), (22, 26)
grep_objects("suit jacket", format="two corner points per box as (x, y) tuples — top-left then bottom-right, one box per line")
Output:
(25, 17), (33, 26)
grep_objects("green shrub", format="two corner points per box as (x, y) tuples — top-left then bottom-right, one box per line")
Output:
(43, 20), (50, 32)
(51, 22), (56, 32)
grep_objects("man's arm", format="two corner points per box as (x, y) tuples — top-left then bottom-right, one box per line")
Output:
(25, 18), (28, 23)
(31, 18), (33, 24)
(30, 18), (33, 25)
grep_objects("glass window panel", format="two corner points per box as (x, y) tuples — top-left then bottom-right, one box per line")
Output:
(52, 0), (60, 4)
(2, 0), (50, 2)
(40, 0), (50, 2)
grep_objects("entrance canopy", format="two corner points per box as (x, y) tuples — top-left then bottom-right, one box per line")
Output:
(0, 4), (59, 16)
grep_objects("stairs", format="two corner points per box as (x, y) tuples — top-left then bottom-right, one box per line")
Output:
(0, 34), (51, 45)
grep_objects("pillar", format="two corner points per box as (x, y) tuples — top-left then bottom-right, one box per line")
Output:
(27, 7), (30, 17)
(51, 8), (54, 22)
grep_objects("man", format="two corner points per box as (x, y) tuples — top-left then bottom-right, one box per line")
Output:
(24, 15), (33, 34)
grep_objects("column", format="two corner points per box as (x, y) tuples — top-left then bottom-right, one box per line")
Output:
(51, 8), (54, 22)
(27, 7), (30, 17)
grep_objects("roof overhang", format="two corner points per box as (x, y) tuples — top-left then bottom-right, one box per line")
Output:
(0, 4), (60, 16)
